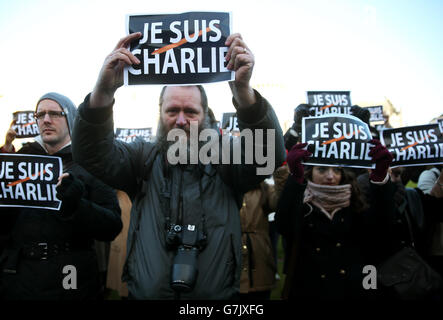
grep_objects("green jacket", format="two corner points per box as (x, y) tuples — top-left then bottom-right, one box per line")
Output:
(72, 90), (285, 299)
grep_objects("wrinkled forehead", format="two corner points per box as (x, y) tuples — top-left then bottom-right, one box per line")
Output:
(36, 99), (63, 112)
(162, 86), (203, 109)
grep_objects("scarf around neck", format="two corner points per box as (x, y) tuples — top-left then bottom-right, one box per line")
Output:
(303, 180), (352, 220)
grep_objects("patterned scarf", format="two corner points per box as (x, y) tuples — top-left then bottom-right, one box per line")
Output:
(303, 181), (352, 220)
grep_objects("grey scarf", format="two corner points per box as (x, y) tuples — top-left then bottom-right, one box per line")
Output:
(303, 181), (352, 220)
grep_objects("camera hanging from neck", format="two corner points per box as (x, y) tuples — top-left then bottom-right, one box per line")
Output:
(160, 162), (211, 297)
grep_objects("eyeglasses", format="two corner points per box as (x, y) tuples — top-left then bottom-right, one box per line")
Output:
(34, 111), (66, 121)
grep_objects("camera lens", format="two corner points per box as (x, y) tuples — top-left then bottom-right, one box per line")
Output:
(170, 246), (199, 292)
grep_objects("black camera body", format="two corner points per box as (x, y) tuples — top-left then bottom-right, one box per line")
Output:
(166, 224), (207, 293)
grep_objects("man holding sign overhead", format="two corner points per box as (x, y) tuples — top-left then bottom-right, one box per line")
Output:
(0, 92), (122, 300)
(72, 12), (285, 300)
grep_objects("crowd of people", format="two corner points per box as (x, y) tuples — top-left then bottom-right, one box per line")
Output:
(0, 31), (442, 301)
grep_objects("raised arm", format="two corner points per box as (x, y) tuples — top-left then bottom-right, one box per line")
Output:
(0, 121), (17, 153)
(215, 34), (285, 193)
(72, 33), (153, 197)
(89, 32), (142, 109)
(225, 33), (256, 108)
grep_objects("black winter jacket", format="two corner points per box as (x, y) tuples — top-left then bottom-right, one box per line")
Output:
(0, 141), (122, 300)
(276, 176), (396, 300)
(71, 91), (286, 299)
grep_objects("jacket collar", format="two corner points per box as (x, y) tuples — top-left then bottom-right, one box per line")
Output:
(34, 135), (72, 155)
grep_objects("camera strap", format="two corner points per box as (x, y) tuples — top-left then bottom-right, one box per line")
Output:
(160, 156), (173, 231)
(161, 162), (208, 244)
(198, 176), (208, 242)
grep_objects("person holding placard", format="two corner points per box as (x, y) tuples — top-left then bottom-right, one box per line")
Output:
(275, 140), (395, 300)
(0, 121), (17, 153)
(71, 30), (285, 300)
(0, 92), (122, 300)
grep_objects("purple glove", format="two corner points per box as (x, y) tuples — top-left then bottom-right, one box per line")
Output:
(287, 143), (312, 184)
(368, 139), (393, 182)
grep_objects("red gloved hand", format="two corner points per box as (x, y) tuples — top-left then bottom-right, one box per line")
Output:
(287, 143), (312, 184)
(368, 139), (393, 182)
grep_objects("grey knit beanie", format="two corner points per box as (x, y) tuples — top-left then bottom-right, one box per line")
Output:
(36, 92), (77, 136)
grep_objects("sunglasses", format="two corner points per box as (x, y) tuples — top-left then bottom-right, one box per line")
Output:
(34, 111), (66, 121)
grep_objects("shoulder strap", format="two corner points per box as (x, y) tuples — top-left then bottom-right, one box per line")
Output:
(405, 187), (425, 233)
(403, 202), (416, 248)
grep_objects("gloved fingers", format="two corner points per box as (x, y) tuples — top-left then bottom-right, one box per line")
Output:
(368, 140), (393, 160)
(301, 150), (313, 161)
(290, 142), (308, 152)
(368, 139), (381, 146)
(56, 172), (70, 187)
(369, 143), (390, 159)
(289, 143), (310, 158)
(368, 139), (383, 151)
(371, 149), (393, 163)
(56, 174), (75, 193)
(368, 144), (383, 158)
(371, 154), (391, 164)
(56, 173), (84, 201)
(288, 150), (311, 165)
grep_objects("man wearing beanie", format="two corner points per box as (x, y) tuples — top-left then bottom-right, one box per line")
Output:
(0, 92), (122, 300)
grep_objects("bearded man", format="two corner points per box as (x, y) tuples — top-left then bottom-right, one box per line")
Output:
(72, 32), (285, 299)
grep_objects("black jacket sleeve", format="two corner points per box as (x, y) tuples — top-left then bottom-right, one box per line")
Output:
(275, 175), (307, 241)
(0, 207), (18, 236)
(418, 188), (443, 223)
(364, 180), (398, 263)
(60, 165), (123, 242)
(72, 93), (152, 199)
(217, 90), (286, 195)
